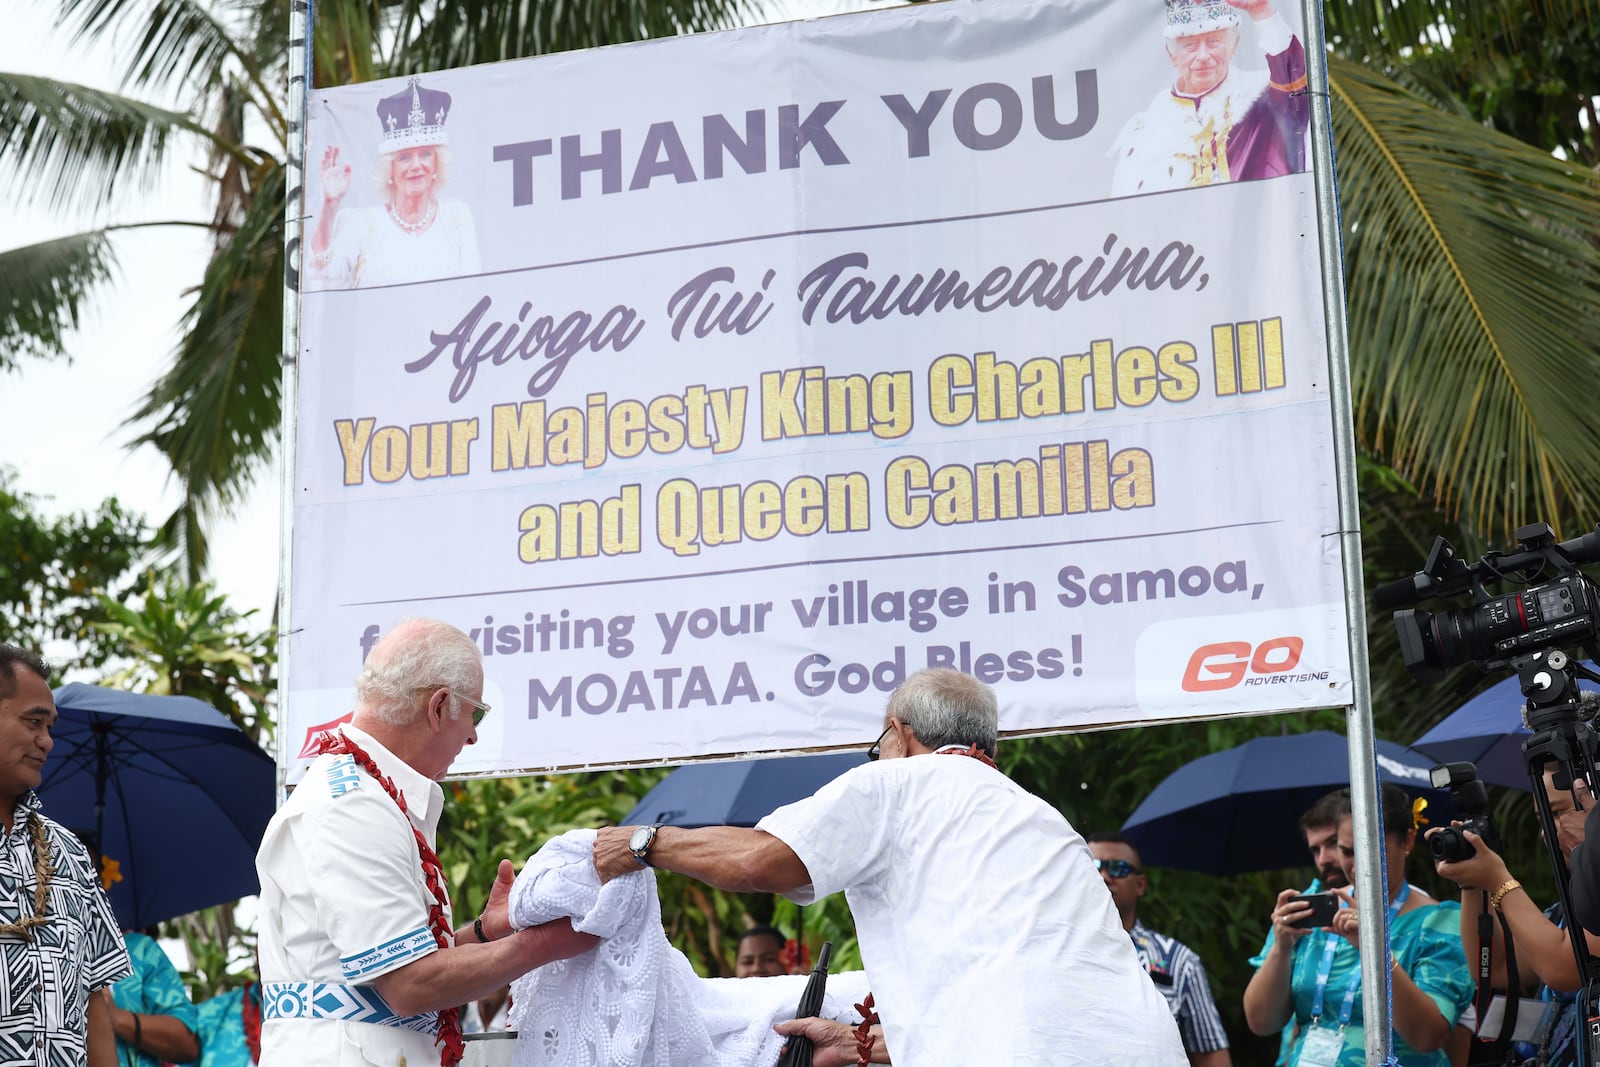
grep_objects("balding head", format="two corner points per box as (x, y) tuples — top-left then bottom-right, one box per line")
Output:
(355, 619), (482, 726)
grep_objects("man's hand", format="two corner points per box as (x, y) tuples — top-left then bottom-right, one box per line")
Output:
(1225, 0), (1276, 19)
(774, 1018), (864, 1067)
(594, 826), (645, 884)
(480, 859), (516, 939)
(1557, 780), (1591, 858)
(1429, 826), (1511, 891)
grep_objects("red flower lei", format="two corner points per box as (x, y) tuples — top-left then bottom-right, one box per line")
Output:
(313, 731), (464, 1067)
(241, 982), (261, 1063)
(853, 992), (880, 1066)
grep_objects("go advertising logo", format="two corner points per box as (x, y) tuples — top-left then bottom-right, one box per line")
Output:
(1134, 607), (1350, 715)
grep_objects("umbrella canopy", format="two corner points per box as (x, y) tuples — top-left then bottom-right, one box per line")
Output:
(1121, 731), (1453, 876)
(1412, 675), (1597, 791)
(40, 683), (276, 928)
(623, 752), (866, 828)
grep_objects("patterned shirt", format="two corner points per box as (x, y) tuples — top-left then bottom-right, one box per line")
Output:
(111, 933), (198, 1067)
(195, 984), (259, 1067)
(1130, 920), (1230, 1054)
(0, 792), (132, 1066)
(1266, 898), (1473, 1067)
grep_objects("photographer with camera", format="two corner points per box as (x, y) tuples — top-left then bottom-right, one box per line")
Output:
(1430, 768), (1594, 1065)
(1244, 783), (1473, 1067)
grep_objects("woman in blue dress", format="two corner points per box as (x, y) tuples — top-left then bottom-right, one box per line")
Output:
(1243, 783), (1474, 1067)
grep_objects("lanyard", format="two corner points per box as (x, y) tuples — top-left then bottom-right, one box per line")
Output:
(1310, 882), (1411, 1027)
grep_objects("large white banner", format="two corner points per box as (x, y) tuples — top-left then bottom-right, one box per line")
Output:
(288, 0), (1353, 778)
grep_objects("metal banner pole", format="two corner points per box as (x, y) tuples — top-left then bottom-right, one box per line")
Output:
(1296, 0), (1389, 1062)
(276, 0), (313, 805)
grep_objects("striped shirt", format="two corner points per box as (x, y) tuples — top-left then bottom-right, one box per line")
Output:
(1131, 920), (1230, 1054)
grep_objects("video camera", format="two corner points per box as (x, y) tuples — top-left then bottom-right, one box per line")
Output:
(1425, 761), (1499, 861)
(1387, 520), (1600, 1065)
(1382, 522), (1600, 691)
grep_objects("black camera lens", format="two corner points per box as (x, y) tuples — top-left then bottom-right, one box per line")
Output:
(1427, 826), (1477, 863)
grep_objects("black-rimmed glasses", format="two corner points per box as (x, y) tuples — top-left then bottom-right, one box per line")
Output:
(866, 722), (894, 761)
(1093, 858), (1142, 879)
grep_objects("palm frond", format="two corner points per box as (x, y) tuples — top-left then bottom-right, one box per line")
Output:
(55, 0), (257, 98)
(1325, 0), (1594, 65)
(0, 73), (205, 213)
(0, 230), (118, 368)
(387, 0), (761, 82)
(131, 162), (285, 572)
(1332, 56), (1600, 539)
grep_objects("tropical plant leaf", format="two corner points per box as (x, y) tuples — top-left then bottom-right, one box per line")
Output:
(0, 73), (206, 213)
(386, 0), (761, 80)
(131, 161), (285, 574)
(1331, 56), (1600, 539)
(0, 230), (118, 367)
(1323, 0), (1594, 65)
(54, 0), (261, 102)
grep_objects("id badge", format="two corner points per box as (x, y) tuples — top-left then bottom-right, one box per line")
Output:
(1297, 1024), (1345, 1067)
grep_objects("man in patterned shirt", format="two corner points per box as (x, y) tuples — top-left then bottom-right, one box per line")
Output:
(1089, 833), (1232, 1066)
(0, 643), (131, 1066)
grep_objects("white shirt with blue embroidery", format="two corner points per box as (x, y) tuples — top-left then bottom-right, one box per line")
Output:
(255, 725), (450, 1067)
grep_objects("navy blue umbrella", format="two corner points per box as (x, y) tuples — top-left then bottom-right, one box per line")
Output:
(1412, 675), (1598, 792)
(1121, 731), (1452, 876)
(624, 751), (866, 828)
(40, 683), (276, 928)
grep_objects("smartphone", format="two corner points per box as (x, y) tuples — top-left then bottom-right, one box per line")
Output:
(1286, 892), (1340, 929)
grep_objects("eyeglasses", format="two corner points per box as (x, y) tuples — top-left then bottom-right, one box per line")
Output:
(1093, 858), (1142, 879)
(418, 686), (491, 727)
(866, 722), (894, 761)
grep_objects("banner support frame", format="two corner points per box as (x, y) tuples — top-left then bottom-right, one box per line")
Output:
(276, 0), (313, 806)
(1297, 1), (1390, 1062)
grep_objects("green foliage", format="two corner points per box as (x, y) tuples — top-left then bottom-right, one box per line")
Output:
(0, 467), (152, 674)
(85, 573), (277, 1003)
(95, 572), (276, 742)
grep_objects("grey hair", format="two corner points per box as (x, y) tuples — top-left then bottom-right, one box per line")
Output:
(354, 618), (481, 725)
(887, 668), (998, 756)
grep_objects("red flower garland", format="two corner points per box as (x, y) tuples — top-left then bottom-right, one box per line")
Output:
(853, 993), (880, 1066)
(241, 982), (261, 1064)
(312, 731), (464, 1067)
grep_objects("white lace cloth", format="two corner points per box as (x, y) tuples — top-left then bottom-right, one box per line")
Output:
(507, 829), (868, 1067)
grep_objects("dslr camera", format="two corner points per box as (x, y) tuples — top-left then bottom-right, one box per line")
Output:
(1427, 761), (1500, 861)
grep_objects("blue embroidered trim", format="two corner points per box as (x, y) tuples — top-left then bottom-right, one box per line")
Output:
(260, 981), (437, 1033)
(325, 755), (362, 797)
(340, 927), (436, 980)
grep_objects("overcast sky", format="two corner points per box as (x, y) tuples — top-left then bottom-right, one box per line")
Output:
(0, 0), (883, 625)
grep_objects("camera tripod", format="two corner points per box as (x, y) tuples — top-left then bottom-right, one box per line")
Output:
(1515, 649), (1600, 1066)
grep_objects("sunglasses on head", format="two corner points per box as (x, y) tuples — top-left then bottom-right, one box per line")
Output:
(1093, 858), (1141, 879)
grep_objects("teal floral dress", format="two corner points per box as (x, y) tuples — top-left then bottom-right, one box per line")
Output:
(1275, 900), (1473, 1067)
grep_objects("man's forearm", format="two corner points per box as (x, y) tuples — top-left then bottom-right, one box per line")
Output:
(372, 920), (596, 1016)
(111, 1006), (199, 1063)
(600, 826), (811, 894)
(88, 990), (118, 1067)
